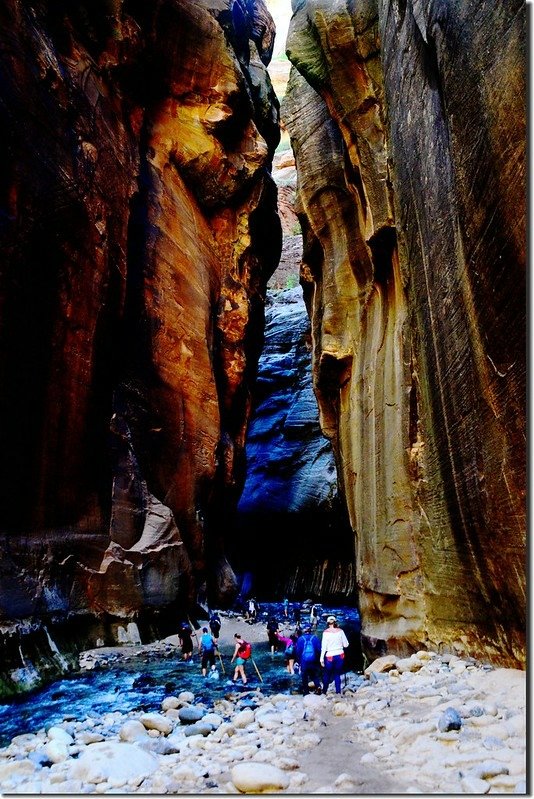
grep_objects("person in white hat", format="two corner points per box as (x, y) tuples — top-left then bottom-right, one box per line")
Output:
(320, 616), (349, 694)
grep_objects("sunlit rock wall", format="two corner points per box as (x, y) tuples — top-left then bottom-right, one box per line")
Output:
(0, 0), (281, 661)
(284, 0), (526, 665)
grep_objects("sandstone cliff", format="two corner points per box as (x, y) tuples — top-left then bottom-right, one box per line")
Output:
(236, 286), (355, 599)
(0, 0), (281, 681)
(284, 0), (526, 666)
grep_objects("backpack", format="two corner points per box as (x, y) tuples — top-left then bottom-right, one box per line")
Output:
(301, 635), (316, 662)
(239, 641), (251, 659)
(201, 633), (214, 651)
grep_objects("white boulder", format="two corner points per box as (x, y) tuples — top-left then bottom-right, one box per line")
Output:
(231, 763), (290, 793)
(71, 741), (158, 785)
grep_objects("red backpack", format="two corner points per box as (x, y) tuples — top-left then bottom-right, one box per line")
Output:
(239, 640), (252, 659)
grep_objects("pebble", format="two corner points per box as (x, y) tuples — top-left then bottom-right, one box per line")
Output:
(0, 651), (525, 795)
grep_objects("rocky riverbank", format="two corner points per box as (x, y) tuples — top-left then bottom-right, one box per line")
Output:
(0, 616), (526, 794)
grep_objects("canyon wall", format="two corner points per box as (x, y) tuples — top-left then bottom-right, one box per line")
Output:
(284, 0), (526, 666)
(236, 286), (355, 599)
(0, 0), (281, 684)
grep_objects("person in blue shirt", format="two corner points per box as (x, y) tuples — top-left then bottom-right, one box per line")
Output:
(199, 627), (218, 676)
(296, 626), (321, 695)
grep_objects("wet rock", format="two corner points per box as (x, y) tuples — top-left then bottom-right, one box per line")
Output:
(161, 696), (180, 711)
(183, 723), (213, 738)
(132, 675), (156, 691)
(437, 708), (462, 732)
(178, 706), (205, 724)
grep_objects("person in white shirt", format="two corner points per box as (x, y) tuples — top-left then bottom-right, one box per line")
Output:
(320, 615), (349, 694)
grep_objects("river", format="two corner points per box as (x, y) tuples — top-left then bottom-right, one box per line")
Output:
(0, 602), (361, 747)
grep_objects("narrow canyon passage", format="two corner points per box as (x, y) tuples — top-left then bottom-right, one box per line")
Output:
(234, 183), (356, 602)
(0, 0), (526, 706)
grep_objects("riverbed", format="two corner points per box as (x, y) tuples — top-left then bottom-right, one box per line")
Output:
(0, 602), (361, 746)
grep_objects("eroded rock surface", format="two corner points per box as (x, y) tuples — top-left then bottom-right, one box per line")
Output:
(236, 286), (355, 598)
(284, 0), (526, 665)
(0, 0), (281, 685)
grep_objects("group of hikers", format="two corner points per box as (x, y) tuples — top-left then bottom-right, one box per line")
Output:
(177, 614), (257, 685)
(177, 607), (350, 695)
(266, 613), (349, 694)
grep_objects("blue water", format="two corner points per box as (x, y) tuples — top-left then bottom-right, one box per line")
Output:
(0, 603), (360, 747)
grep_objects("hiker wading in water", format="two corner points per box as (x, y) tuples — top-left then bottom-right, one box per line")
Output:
(231, 634), (250, 684)
(320, 615), (349, 694)
(199, 627), (218, 677)
(178, 621), (194, 662)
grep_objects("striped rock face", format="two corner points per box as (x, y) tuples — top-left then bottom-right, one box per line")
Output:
(284, 0), (526, 666)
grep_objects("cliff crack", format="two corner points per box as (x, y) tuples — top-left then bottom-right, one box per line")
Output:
(486, 353), (516, 379)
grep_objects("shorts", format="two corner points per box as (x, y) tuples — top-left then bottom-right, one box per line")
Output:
(201, 650), (216, 669)
(235, 657), (246, 666)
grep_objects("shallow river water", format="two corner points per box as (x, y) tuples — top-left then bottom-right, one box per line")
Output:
(0, 602), (361, 747)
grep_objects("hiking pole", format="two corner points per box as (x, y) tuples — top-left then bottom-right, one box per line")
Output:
(217, 649), (226, 674)
(188, 617), (200, 652)
(188, 617), (199, 643)
(251, 658), (263, 682)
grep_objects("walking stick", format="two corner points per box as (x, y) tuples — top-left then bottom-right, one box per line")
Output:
(188, 617), (199, 643)
(217, 649), (226, 674)
(251, 657), (263, 682)
(188, 617), (200, 650)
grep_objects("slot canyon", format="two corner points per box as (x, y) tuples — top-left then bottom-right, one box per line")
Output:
(0, 0), (525, 700)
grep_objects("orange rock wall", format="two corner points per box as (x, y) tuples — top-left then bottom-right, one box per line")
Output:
(284, 0), (526, 665)
(0, 0), (281, 631)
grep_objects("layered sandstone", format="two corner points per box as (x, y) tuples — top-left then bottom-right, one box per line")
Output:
(284, 0), (526, 665)
(0, 0), (281, 683)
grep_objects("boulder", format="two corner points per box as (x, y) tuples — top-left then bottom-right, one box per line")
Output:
(178, 706), (205, 724)
(230, 763), (290, 793)
(140, 713), (173, 734)
(71, 742), (158, 785)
